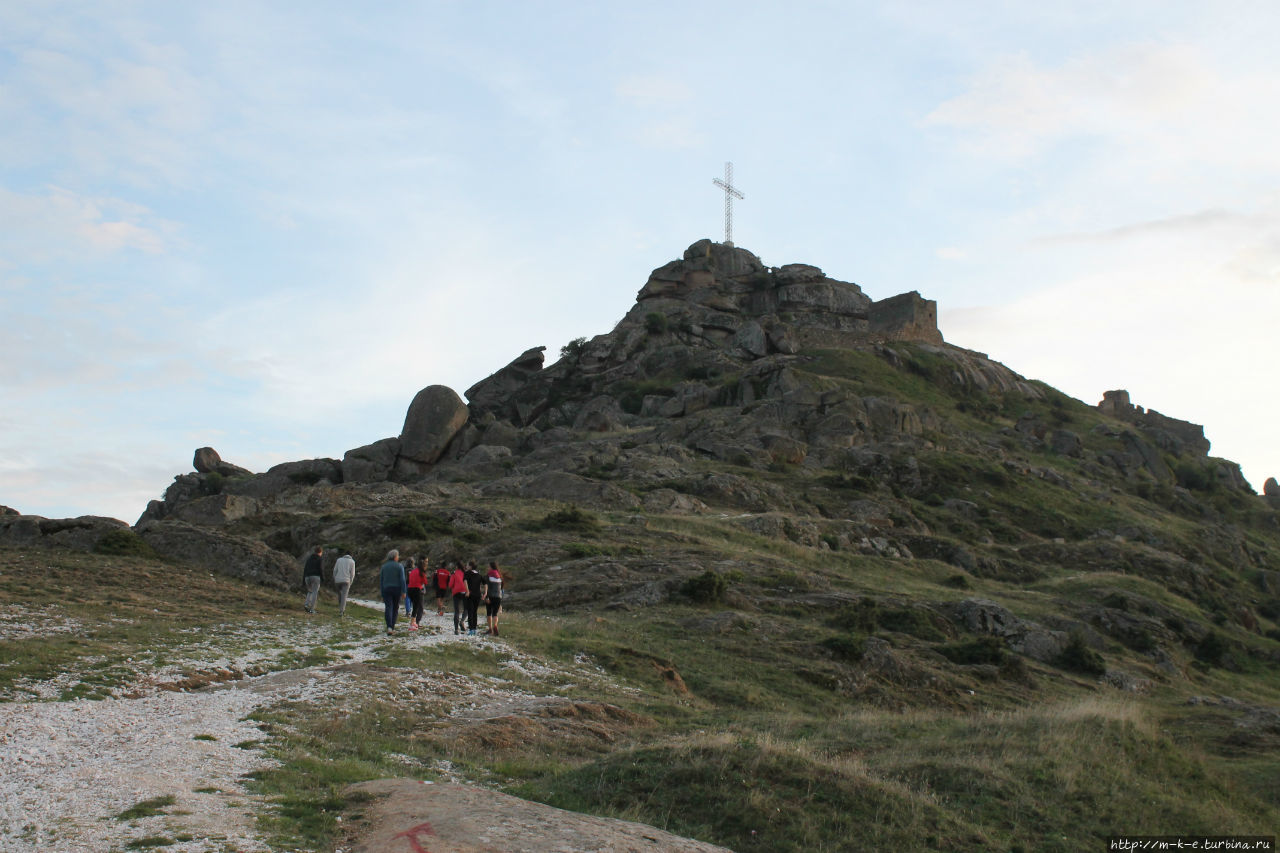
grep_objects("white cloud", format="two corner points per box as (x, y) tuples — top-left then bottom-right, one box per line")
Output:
(0, 186), (176, 260)
(923, 41), (1280, 181)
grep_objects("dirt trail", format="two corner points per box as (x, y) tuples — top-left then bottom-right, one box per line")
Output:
(0, 604), (473, 852)
(0, 603), (717, 853)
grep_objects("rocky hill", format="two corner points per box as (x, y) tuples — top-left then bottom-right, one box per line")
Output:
(3, 239), (1279, 851)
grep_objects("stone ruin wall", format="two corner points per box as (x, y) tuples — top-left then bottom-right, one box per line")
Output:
(868, 291), (943, 344)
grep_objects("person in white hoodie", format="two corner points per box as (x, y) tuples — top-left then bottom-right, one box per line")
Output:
(332, 551), (356, 616)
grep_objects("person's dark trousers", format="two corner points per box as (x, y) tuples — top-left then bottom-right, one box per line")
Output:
(382, 589), (400, 631)
(467, 594), (481, 631)
(453, 593), (467, 634)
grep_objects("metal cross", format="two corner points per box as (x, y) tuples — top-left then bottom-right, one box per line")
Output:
(712, 161), (744, 246)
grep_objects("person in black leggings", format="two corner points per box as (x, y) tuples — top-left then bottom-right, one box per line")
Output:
(464, 560), (483, 636)
(449, 562), (467, 635)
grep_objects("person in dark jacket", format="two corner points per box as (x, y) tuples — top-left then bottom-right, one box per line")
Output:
(379, 549), (408, 635)
(303, 546), (324, 613)
(484, 561), (504, 637)
(463, 560), (484, 636)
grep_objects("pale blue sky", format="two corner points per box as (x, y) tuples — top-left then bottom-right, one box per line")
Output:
(3, 1), (1279, 522)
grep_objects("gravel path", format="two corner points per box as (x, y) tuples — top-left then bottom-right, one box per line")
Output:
(0, 602), (476, 852)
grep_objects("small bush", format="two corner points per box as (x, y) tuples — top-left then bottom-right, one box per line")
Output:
(644, 312), (668, 334)
(830, 599), (880, 633)
(94, 529), (158, 559)
(531, 505), (599, 533)
(1102, 593), (1130, 611)
(1056, 632), (1106, 676)
(381, 513), (454, 540)
(943, 573), (972, 589)
(936, 637), (1007, 666)
(1194, 630), (1229, 667)
(117, 795), (176, 821)
(563, 542), (615, 558)
(200, 472), (224, 496)
(560, 337), (587, 361)
(821, 634), (867, 662)
(681, 570), (727, 604)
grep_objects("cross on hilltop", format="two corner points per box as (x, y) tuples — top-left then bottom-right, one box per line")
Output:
(712, 162), (744, 246)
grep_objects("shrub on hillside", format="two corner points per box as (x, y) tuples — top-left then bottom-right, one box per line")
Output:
(681, 570), (727, 604)
(560, 337), (587, 361)
(200, 472), (225, 496)
(644, 312), (668, 334)
(381, 513), (454, 540)
(531, 505), (599, 533)
(1194, 630), (1230, 667)
(936, 636), (1007, 666)
(1056, 632), (1106, 676)
(94, 529), (158, 559)
(821, 633), (867, 662)
(563, 541), (615, 558)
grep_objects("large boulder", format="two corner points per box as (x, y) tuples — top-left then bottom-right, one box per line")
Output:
(400, 385), (470, 466)
(342, 437), (400, 484)
(192, 447), (253, 478)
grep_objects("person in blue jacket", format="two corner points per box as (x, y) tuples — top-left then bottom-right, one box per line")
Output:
(379, 549), (408, 635)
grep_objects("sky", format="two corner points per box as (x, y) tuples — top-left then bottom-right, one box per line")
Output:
(3, 0), (1279, 523)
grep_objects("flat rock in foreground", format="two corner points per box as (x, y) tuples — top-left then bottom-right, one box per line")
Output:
(342, 779), (734, 853)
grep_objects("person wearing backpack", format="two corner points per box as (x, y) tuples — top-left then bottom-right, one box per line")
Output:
(448, 562), (467, 635)
(463, 560), (484, 636)
(483, 561), (504, 637)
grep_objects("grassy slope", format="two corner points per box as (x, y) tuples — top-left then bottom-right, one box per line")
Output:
(5, 342), (1279, 852)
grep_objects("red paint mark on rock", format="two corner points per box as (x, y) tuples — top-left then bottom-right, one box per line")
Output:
(392, 821), (437, 853)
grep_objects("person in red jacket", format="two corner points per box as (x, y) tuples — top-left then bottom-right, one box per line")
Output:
(448, 562), (467, 635)
(406, 558), (428, 631)
(434, 562), (451, 617)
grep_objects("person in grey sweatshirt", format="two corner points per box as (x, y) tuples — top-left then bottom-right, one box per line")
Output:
(332, 551), (356, 616)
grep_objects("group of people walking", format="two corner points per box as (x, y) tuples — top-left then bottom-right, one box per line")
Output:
(378, 552), (504, 637)
(304, 546), (504, 638)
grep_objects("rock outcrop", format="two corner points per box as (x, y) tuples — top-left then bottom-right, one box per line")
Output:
(135, 519), (297, 588)
(398, 385), (471, 471)
(192, 447), (253, 478)
(0, 514), (130, 551)
(1097, 390), (1211, 457)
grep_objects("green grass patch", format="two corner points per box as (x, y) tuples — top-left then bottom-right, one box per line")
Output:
(116, 794), (176, 821)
